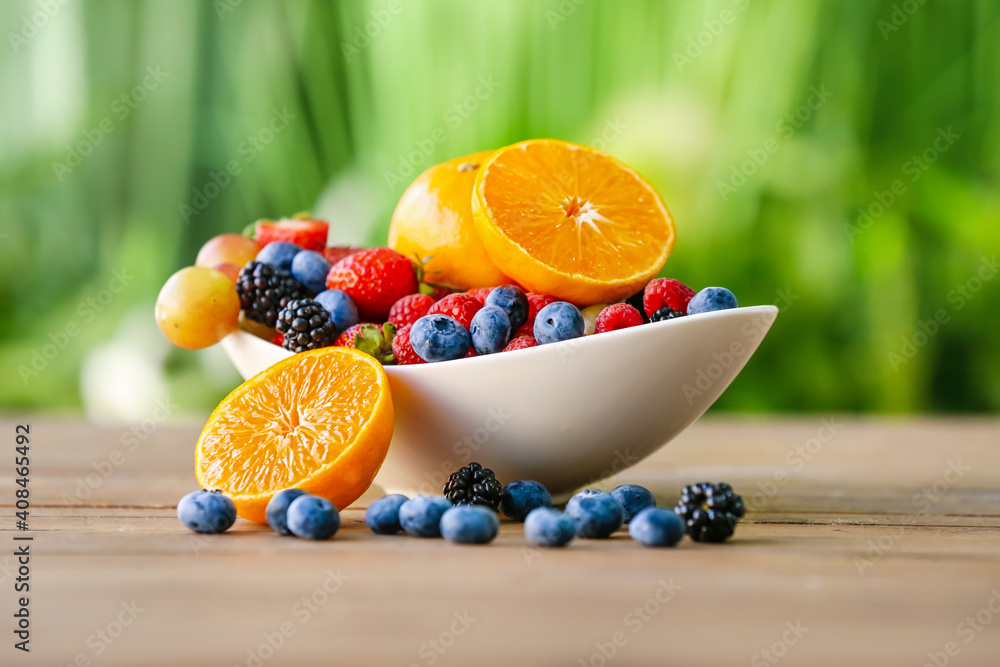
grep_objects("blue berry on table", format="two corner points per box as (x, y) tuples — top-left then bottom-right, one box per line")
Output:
(399, 495), (452, 537)
(628, 507), (685, 547)
(177, 489), (237, 534)
(286, 495), (340, 540)
(290, 250), (332, 292)
(533, 302), (585, 344)
(610, 484), (656, 523)
(470, 305), (511, 355)
(255, 241), (302, 271)
(485, 285), (529, 332)
(687, 287), (738, 314)
(366, 494), (409, 535)
(409, 314), (471, 362)
(314, 289), (359, 333)
(524, 507), (575, 547)
(500, 480), (552, 522)
(265, 488), (309, 535)
(440, 505), (500, 544)
(565, 489), (624, 538)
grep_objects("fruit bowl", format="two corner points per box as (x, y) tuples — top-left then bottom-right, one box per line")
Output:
(221, 305), (777, 501)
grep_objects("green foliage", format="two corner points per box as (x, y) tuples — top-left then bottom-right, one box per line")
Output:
(0, 0), (997, 412)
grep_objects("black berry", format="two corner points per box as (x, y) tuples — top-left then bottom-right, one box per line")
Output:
(236, 261), (308, 328)
(650, 306), (684, 322)
(673, 482), (745, 543)
(443, 462), (502, 510)
(275, 298), (337, 352)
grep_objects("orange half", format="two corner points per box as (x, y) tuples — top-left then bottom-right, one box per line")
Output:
(472, 139), (675, 304)
(195, 347), (394, 523)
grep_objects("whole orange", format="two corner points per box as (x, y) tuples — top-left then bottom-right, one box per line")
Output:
(388, 150), (509, 290)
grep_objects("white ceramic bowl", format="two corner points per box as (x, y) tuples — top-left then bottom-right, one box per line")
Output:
(222, 305), (777, 501)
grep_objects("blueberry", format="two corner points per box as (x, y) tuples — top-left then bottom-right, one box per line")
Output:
(286, 495), (340, 540)
(255, 241), (302, 271)
(399, 495), (452, 537)
(610, 484), (656, 523)
(470, 305), (511, 355)
(290, 250), (332, 292)
(565, 490), (623, 538)
(524, 507), (575, 547)
(314, 289), (359, 332)
(440, 505), (500, 544)
(687, 287), (738, 314)
(265, 488), (309, 535)
(409, 315), (471, 362)
(500, 480), (552, 522)
(485, 285), (529, 332)
(533, 302), (585, 344)
(628, 507), (685, 547)
(365, 494), (409, 535)
(177, 489), (237, 534)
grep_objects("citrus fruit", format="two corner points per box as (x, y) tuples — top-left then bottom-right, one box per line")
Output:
(155, 267), (240, 349)
(195, 347), (394, 523)
(388, 150), (510, 290)
(471, 139), (675, 304)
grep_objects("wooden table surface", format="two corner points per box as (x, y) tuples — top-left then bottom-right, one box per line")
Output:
(2, 416), (999, 667)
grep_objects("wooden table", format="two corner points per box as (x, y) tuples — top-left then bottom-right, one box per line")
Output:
(3, 417), (999, 667)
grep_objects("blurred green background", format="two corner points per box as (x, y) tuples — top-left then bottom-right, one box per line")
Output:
(1, 0), (998, 420)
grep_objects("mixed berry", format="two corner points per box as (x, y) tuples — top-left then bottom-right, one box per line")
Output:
(177, 470), (746, 548)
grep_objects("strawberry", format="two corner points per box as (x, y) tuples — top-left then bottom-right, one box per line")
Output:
(334, 323), (370, 348)
(427, 293), (482, 329)
(388, 293), (435, 328)
(642, 278), (695, 317)
(504, 335), (538, 352)
(323, 246), (364, 266)
(594, 303), (643, 334)
(271, 332), (284, 347)
(325, 247), (419, 322)
(391, 324), (426, 365)
(353, 323), (397, 364)
(256, 217), (329, 251)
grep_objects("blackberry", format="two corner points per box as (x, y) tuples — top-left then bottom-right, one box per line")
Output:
(624, 290), (650, 323)
(236, 261), (308, 327)
(443, 462), (502, 510)
(275, 299), (337, 352)
(650, 306), (685, 322)
(673, 482), (745, 543)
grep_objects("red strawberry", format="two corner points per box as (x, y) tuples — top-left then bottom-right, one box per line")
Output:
(504, 335), (538, 352)
(594, 303), (644, 334)
(334, 323), (370, 348)
(271, 332), (284, 347)
(427, 293), (482, 329)
(388, 293), (435, 328)
(256, 217), (329, 251)
(325, 248), (419, 322)
(643, 278), (695, 317)
(323, 246), (364, 266)
(391, 324), (426, 365)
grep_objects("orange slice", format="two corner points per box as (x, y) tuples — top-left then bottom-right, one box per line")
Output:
(472, 139), (675, 304)
(195, 347), (394, 523)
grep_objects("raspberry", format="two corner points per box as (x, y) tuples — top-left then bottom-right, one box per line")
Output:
(391, 324), (426, 365)
(642, 278), (695, 318)
(527, 293), (558, 320)
(503, 335), (538, 352)
(467, 287), (497, 303)
(388, 293), (435, 328)
(594, 303), (643, 334)
(427, 293), (482, 329)
(271, 332), (284, 347)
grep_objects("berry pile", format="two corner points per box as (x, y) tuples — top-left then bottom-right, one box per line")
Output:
(157, 212), (740, 361)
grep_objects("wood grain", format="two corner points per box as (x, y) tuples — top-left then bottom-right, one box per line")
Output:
(1, 417), (998, 667)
